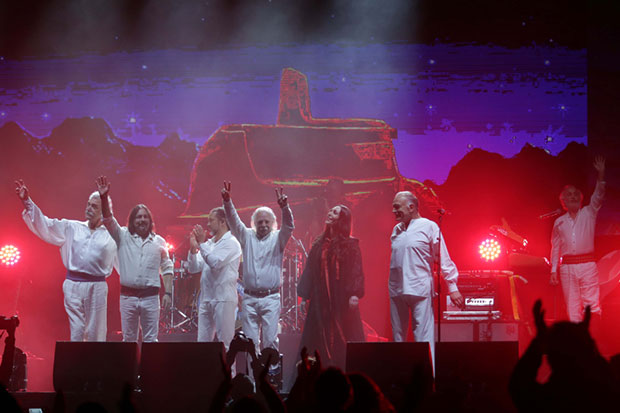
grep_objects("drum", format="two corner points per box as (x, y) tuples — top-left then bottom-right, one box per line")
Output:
(174, 266), (201, 313)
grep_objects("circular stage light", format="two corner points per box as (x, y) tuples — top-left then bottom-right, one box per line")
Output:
(0, 245), (21, 266)
(479, 238), (501, 261)
(165, 242), (175, 252)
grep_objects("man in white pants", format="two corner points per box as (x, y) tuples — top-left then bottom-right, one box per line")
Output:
(16, 179), (116, 341)
(550, 156), (606, 323)
(389, 191), (464, 365)
(221, 182), (294, 354)
(97, 176), (173, 342)
(188, 207), (241, 350)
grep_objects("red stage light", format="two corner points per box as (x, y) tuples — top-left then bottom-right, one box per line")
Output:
(165, 242), (174, 252)
(0, 245), (21, 266)
(479, 238), (501, 261)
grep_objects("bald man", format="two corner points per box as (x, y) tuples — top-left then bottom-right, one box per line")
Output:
(389, 191), (463, 365)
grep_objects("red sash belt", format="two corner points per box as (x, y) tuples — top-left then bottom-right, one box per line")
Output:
(561, 253), (596, 265)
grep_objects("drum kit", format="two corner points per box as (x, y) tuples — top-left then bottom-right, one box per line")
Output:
(160, 254), (200, 333)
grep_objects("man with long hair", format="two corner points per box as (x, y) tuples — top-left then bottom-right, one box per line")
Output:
(15, 179), (116, 341)
(187, 207), (242, 350)
(550, 156), (606, 323)
(297, 204), (365, 368)
(96, 176), (173, 342)
(221, 182), (294, 354)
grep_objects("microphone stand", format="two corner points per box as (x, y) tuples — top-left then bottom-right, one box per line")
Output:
(436, 210), (444, 345)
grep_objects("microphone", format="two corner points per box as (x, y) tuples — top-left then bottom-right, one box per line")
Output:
(437, 208), (451, 215)
(539, 208), (562, 220)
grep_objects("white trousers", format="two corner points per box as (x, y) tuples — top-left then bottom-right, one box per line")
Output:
(197, 300), (237, 350)
(119, 294), (160, 342)
(390, 294), (435, 367)
(242, 293), (280, 353)
(560, 262), (601, 322)
(62, 279), (108, 342)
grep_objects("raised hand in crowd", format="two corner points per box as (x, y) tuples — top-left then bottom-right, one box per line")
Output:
(286, 347), (323, 412)
(275, 187), (288, 209)
(14, 179), (29, 201)
(221, 181), (231, 202)
(208, 352), (233, 413)
(254, 351), (285, 413)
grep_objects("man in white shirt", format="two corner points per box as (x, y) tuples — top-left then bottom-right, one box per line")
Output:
(550, 156), (606, 322)
(15, 179), (116, 341)
(221, 182), (294, 353)
(389, 191), (464, 363)
(96, 176), (173, 342)
(187, 207), (242, 350)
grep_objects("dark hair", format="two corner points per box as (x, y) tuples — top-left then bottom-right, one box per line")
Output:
(210, 207), (227, 223)
(326, 204), (352, 239)
(127, 204), (154, 235)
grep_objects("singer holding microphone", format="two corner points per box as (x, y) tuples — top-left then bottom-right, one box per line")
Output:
(550, 156), (606, 324)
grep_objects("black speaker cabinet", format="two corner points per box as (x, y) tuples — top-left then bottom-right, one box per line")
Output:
(346, 342), (433, 409)
(53, 341), (139, 395)
(139, 342), (225, 412)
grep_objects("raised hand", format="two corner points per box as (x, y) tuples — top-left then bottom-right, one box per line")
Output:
(189, 231), (199, 254)
(14, 179), (29, 200)
(533, 299), (547, 338)
(96, 175), (110, 197)
(594, 155), (605, 181)
(193, 224), (207, 243)
(275, 187), (288, 208)
(221, 181), (231, 202)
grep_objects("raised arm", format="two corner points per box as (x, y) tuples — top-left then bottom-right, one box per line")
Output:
(276, 187), (294, 251)
(96, 176), (121, 245)
(590, 156), (606, 210)
(187, 230), (206, 273)
(16, 179), (68, 246)
(221, 181), (248, 244)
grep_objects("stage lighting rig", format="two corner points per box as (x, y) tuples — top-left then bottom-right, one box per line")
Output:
(0, 245), (20, 267)
(479, 238), (501, 262)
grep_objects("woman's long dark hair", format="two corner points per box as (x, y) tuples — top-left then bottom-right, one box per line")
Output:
(127, 204), (155, 235)
(325, 204), (352, 240)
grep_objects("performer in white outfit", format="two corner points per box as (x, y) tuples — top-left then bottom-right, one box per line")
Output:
(550, 156), (606, 322)
(389, 191), (464, 363)
(187, 207), (242, 350)
(221, 182), (294, 353)
(15, 180), (116, 341)
(96, 176), (173, 342)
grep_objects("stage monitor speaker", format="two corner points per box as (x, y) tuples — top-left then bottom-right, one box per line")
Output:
(139, 342), (225, 412)
(436, 341), (518, 410)
(345, 342), (433, 409)
(53, 341), (139, 395)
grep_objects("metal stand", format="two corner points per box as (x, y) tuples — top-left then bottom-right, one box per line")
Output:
(161, 254), (197, 333)
(280, 235), (307, 333)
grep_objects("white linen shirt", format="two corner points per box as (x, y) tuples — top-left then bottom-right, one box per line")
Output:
(551, 180), (605, 273)
(389, 217), (459, 298)
(187, 231), (242, 302)
(224, 199), (294, 291)
(103, 216), (173, 288)
(22, 198), (116, 277)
